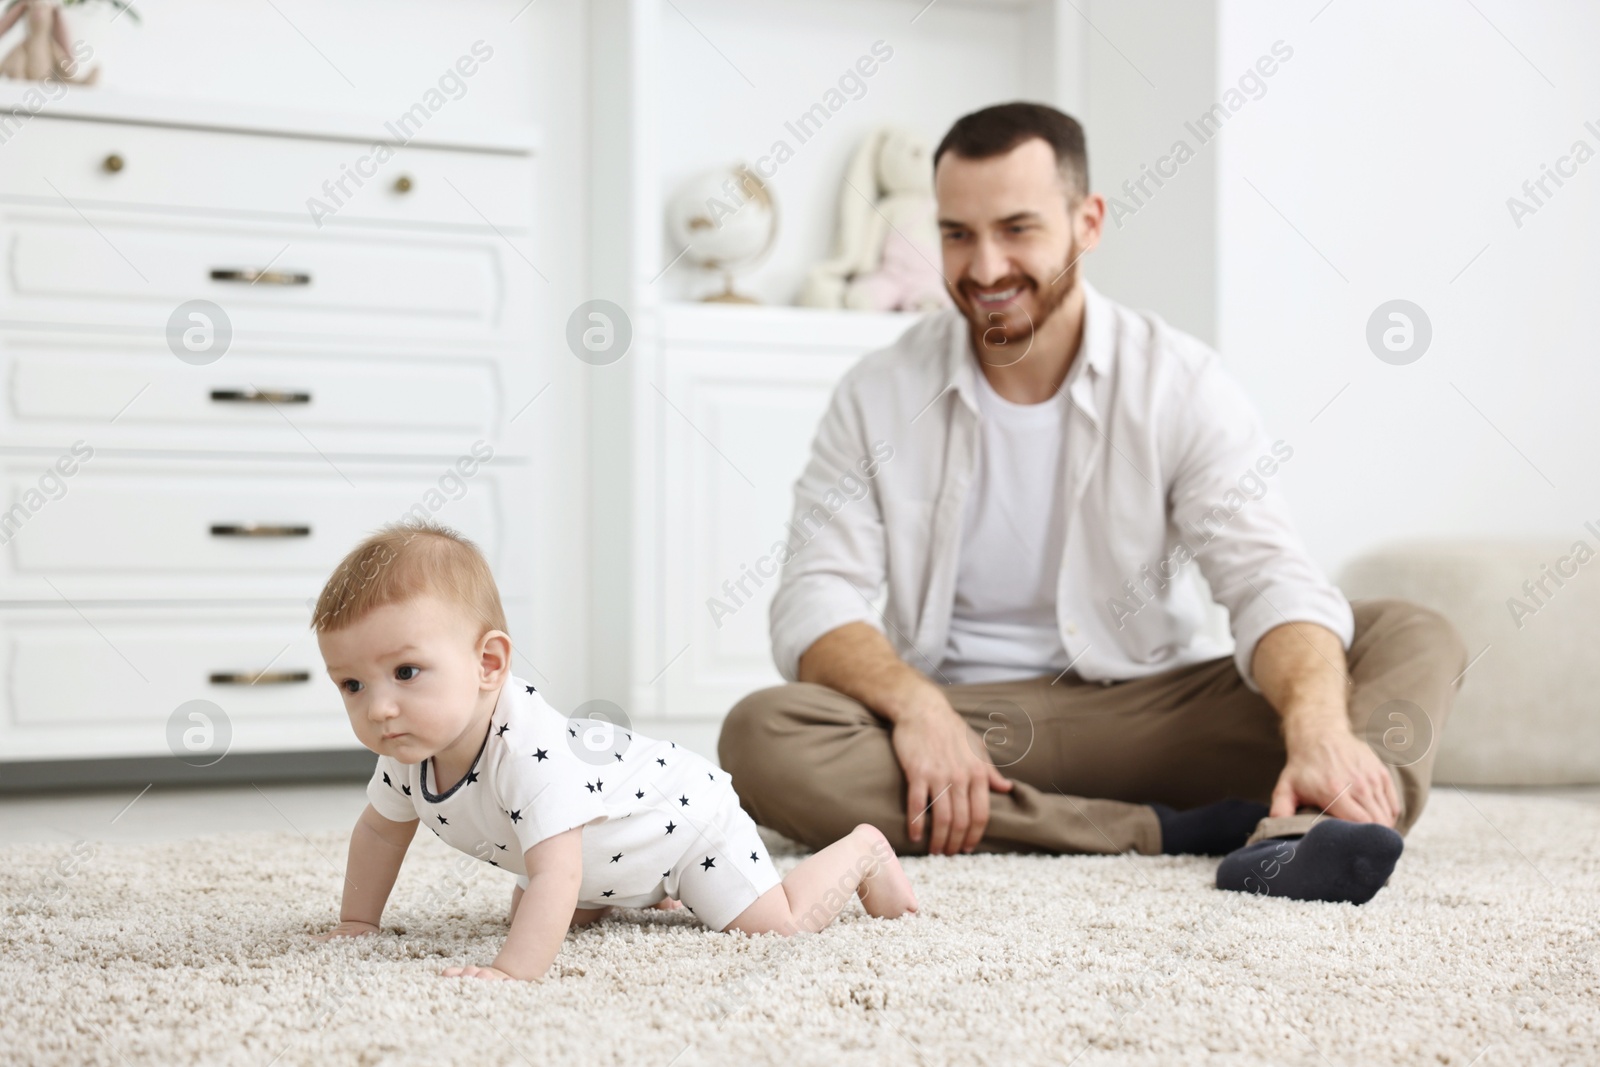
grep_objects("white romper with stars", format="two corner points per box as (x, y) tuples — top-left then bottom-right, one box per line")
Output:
(365, 674), (782, 930)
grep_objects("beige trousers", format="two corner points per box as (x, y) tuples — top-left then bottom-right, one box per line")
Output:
(718, 599), (1469, 856)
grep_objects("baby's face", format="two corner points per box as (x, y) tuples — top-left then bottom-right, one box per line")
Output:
(318, 595), (487, 764)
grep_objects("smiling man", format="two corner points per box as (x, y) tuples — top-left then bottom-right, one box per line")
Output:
(717, 102), (1469, 905)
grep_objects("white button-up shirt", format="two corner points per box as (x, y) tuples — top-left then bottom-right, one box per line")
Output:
(768, 280), (1353, 694)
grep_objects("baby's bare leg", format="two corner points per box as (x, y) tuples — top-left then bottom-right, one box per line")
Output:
(724, 824), (917, 936)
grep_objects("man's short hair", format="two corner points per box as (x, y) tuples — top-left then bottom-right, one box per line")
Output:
(933, 101), (1089, 205)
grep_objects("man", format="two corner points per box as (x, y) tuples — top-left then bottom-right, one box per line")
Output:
(718, 102), (1467, 904)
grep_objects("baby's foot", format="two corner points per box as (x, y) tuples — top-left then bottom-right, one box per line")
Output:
(852, 824), (919, 918)
(652, 897), (683, 911)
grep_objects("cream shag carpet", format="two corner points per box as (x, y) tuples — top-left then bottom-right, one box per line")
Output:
(2, 789), (1596, 1066)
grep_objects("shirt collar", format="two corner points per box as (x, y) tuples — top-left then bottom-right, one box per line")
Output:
(945, 278), (1112, 426)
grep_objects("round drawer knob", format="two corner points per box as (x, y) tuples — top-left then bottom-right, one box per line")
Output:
(103, 153), (124, 173)
(394, 174), (413, 194)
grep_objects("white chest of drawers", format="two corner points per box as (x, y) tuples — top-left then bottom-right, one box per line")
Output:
(0, 87), (539, 774)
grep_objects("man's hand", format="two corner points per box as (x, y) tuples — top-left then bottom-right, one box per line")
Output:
(1271, 723), (1399, 826)
(891, 694), (1013, 855)
(312, 920), (379, 942)
(1251, 620), (1398, 827)
(794, 621), (1014, 854)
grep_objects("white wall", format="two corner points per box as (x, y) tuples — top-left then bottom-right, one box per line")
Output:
(1082, 0), (1219, 345)
(57, 0), (597, 712)
(1217, 0), (1600, 576)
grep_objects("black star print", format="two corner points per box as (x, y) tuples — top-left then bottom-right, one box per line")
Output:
(595, 779), (603, 791)
(465, 770), (479, 785)
(700, 856), (716, 871)
(656, 758), (666, 767)
(635, 790), (645, 799)
(509, 809), (522, 823)
(497, 843), (507, 851)
(614, 753), (624, 762)
(707, 772), (714, 781)
(662, 871), (671, 880)
(437, 815), (448, 825)
(524, 684), (537, 694)
(678, 795), (689, 807)
(430, 826), (439, 835)
(568, 727), (576, 737)
(401, 784), (412, 796)
(665, 821), (676, 835)
(382, 772), (392, 787)
(751, 851), (759, 862)
(496, 724), (510, 737)
(602, 890), (615, 898)
(610, 853), (623, 864)
(670, 742), (676, 748)
(585, 782), (595, 793)
(533, 748), (548, 762)
(489, 860), (499, 867)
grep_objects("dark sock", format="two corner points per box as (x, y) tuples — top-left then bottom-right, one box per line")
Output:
(1215, 819), (1403, 905)
(1151, 798), (1270, 856)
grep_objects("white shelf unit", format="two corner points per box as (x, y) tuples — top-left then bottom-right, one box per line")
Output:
(0, 85), (541, 765)
(586, 0), (1089, 721)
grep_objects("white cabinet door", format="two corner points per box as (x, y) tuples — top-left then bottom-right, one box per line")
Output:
(648, 306), (919, 720)
(657, 352), (857, 720)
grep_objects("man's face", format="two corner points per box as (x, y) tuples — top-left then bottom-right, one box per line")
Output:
(934, 137), (1100, 352)
(318, 595), (489, 764)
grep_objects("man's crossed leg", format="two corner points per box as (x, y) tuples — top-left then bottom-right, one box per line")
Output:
(719, 598), (1468, 905)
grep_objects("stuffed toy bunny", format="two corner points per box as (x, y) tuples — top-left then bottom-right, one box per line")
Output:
(801, 125), (951, 313)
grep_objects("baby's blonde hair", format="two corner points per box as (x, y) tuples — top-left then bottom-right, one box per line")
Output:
(311, 519), (508, 644)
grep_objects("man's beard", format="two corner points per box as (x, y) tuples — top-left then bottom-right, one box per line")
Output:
(956, 237), (1081, 357)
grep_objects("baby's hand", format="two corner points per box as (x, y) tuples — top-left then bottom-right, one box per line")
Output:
(442, 964), (518, 981)
(312, 920), (379, 942)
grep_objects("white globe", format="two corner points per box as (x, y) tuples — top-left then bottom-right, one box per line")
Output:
(666, 165), (777, 273)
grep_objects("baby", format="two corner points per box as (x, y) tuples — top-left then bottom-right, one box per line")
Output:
(309, 519), (918, 981)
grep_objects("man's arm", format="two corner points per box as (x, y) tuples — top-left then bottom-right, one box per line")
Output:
(1162, 354), (1372, 823)
(1251, 620), (1399, 826)
(799, 622), (1012, 856)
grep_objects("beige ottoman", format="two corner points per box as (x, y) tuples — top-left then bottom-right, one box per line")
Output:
(1338, 538), (1600, 786)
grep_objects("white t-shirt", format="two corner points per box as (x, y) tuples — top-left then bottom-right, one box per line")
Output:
(366, 674), (741, 910)
(937, 361), (1078, 685)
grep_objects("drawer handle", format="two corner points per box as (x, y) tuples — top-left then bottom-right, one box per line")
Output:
(210, 523), (312, 538)
(394, 174), (413, 193)
(103, 153), (124, 174)
(210, 268), (311, 286)
(211, 388), (312, 405)
(209, 670), (312, 686)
